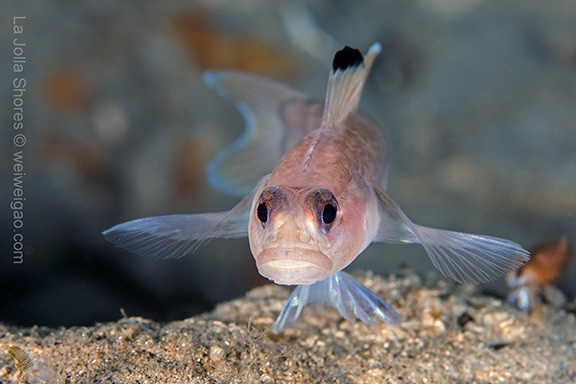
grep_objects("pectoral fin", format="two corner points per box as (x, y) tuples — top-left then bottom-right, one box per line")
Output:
(102, 176), (267, 259)
(274, 271), (403, 333)
(371, 180), (530, 284)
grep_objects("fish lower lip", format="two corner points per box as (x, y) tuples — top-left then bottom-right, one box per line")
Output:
(256, 248), (333, 285)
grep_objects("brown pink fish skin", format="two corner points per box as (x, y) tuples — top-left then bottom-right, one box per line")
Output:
(272, 112), (388, 190)
(248, 111), (388, 285)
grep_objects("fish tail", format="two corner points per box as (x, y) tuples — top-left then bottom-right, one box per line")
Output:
(203, 71), (316, 194)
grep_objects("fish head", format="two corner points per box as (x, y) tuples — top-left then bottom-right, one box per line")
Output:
(248, 181), (379, 285)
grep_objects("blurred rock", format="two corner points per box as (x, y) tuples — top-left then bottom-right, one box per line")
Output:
(171, 134), (215, 201)
(41, 67), (93, 112)
(171, 11), (301, 77)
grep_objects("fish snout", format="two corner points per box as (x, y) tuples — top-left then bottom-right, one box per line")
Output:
(256, 248), (333, 285)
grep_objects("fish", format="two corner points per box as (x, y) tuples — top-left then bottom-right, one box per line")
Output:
(507, 237), (571, 311)
(103, 43), (530, 333)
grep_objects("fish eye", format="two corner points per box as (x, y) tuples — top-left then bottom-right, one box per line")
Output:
(256, 187), (285, 227)
(306, 189), (339, 232)
(257, 202), (268, 223)
(322, 203), (337, 224)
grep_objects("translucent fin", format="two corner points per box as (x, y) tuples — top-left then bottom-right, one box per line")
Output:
(371, 180), (531, 284)
(204, 71), (321, 195)
(273, 271), (403, 333)
(102, 176), (267, 259)
(281, 4), (341, 62)
(321, 43), (381, 129)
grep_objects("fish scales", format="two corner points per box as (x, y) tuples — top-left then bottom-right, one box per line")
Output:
(271, 113), (386, 192)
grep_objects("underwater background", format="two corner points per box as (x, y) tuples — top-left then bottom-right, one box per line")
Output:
(1, 0), (575, 327)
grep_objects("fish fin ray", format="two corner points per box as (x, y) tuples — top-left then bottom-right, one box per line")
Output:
(273, 285), (309, 333)
(321, 43), (381, 129)
(204, 71), (321, 194)
(102, 176), (266, 259)
(273, 272), (402, 333)
(414, 226), (531, 283)
(102, 212), (243, 259)
(370, 180), (530, 284)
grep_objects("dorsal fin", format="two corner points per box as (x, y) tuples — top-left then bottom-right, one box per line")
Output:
(321, 43), (381, 129)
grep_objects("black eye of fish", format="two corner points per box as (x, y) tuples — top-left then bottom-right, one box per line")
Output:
(306, 189), (339, 232)
(257, 202), (268, 223)
(322, 203), (337, 225)
(256, 187), (285, 227)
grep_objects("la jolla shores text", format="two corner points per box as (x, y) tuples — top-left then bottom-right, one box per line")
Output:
(12, 16), (26, 264)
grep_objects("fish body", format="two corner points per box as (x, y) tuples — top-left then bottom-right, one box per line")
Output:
(104, 44), (530, 332)
(250, 112), (386, 285)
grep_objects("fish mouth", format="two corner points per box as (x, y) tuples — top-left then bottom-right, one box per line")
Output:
(256, 248), (333, 286)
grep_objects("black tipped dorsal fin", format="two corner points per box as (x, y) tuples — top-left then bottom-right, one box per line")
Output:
(332, 46), (364, 72)
(321, 43), (381, 129)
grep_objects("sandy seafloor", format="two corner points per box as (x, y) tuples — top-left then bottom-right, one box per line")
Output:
(1, 271), (574, 383)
